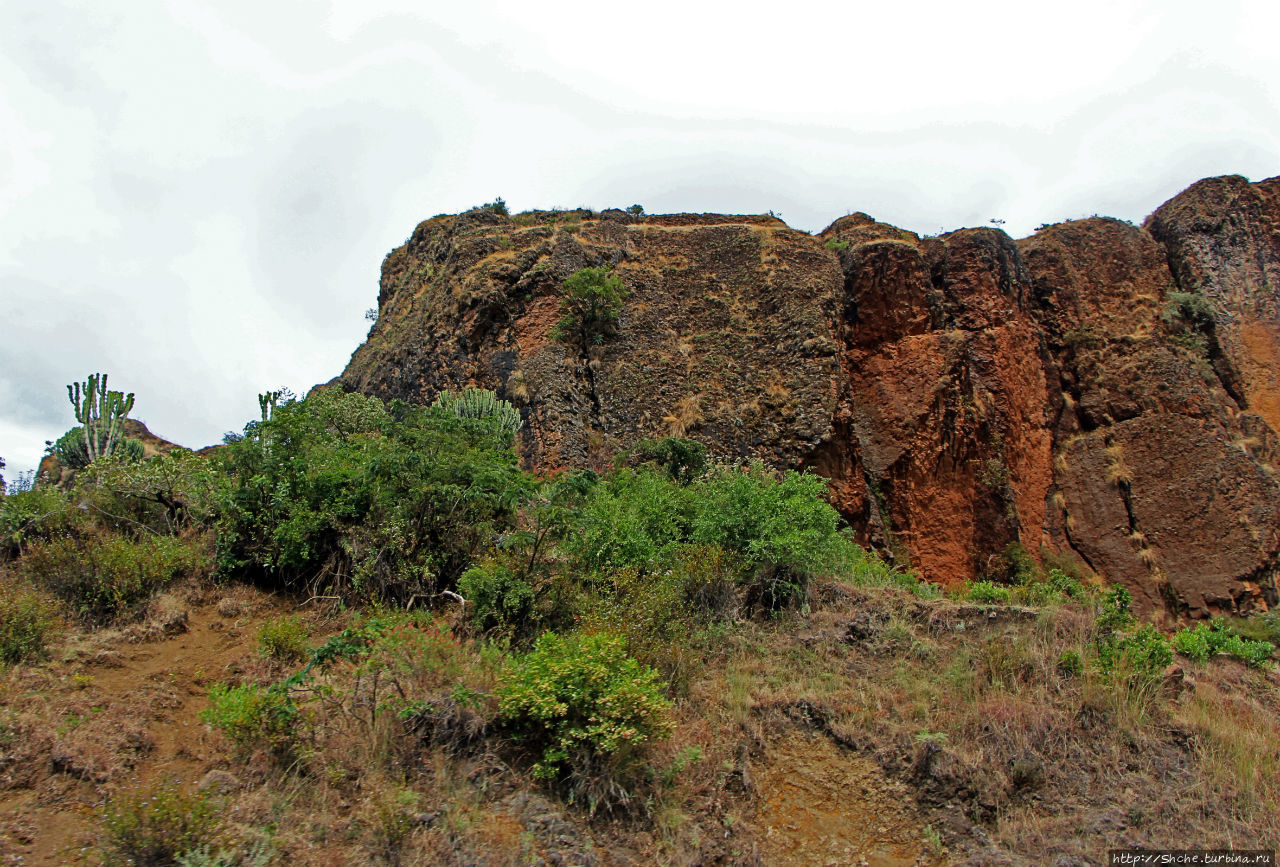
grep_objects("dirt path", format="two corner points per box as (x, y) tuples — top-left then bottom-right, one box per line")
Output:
(0, 585), (331, 864)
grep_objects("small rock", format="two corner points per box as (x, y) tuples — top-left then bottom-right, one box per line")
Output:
(197, 770), (242, 794)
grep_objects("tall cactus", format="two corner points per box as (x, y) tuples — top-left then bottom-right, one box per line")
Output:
(66, 373), (135, 463)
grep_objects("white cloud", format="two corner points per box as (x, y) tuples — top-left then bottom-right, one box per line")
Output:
(1, 0), (1276, 477)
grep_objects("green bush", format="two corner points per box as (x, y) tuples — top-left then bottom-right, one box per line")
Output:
(431, 388), (522, 439)
(1046, 567), (1087, 599)
(52, 426), (145, 471)
(256, 616), (311, 662)
(20, 534), (204, 625)
(458, 561), (534, 635)
(1171, 623), (1213, 661)
(99, 781), (220, 867)
(216, 388), (530, 601)
(1172, 621), (1274, 668)
(497, 631), (673, 811)
(691, 464), (853, 608)
(1098, 623), (1173, 679)
(966, 581), (1012, 604)
(551, 266), (628, 349)
(0, 582), (60, 664)
(0, 486), (77, 557)
(559, 469), (692, 575)
(201, 683), (299, 760)
(634, 437), (707, 485)
(824, 239), (850, 253)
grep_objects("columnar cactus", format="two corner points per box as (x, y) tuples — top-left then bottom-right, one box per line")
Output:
(66, 373), (135, 463)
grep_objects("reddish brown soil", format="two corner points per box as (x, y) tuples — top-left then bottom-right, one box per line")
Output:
(0, 585), (332, 864)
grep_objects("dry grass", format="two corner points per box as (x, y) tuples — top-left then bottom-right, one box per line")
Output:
(1105, 442), (1134, 486)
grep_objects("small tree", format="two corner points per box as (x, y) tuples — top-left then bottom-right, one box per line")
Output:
(552, 267), (628, 350)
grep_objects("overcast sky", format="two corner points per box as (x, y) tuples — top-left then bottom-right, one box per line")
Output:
(2, 0), (1277, 480)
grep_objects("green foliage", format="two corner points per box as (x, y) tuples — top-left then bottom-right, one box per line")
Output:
(690, 464), (852, 597)
(257, 615), (311, 662)
(1161, 290), (1214, 329)
(966, 581), (1012, 604)
(0, 582), (60, 664)
(634, 437), (707, 484)
(497, 631), (673, 810)
(216, 388), (530, 601)
(559, 469), (693, 576)
(201, 683), (299, 760)
(458, 561), (534, 635)
(479, 197), (509, 216)
(52, 426), (145, 470)
(1097, 585), (1135, 634)
(77, 449), (227, 533)
(1058, 649), (1083, 676)
(824, 239), (850, 253)
(19, 534), (205, 625)
(1172, 621), (1274, 668)
(1046, 567), (1087, 599)
(431, 388), (523, 441)
(99, 781), (221, 867)
(551, 266), (629, 349)
(625, 204), (645, 216)
(66, 372), (136, 465)
(0, 485), (73, 557)
(1097, 622), (1173, 679)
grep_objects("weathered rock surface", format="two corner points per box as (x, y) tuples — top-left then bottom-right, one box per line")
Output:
(337, 178), (1280, 619)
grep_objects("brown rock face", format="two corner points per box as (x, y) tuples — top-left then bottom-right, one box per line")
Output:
(338, 178), (1280, 619)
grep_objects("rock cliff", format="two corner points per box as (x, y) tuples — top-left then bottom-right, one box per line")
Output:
(338, 178), (1280, 620)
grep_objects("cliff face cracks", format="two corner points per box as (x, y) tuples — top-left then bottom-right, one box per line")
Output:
(338, 177), (1280, 620)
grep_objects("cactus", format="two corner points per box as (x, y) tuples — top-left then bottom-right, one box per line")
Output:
(432, 388), (523, 438)
(66, 373), (135, 464)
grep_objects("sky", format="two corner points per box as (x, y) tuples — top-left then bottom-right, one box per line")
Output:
(2, 0), (1278, 481)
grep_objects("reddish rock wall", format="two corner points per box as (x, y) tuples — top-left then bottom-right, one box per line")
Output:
(338, 178), (1280, 619)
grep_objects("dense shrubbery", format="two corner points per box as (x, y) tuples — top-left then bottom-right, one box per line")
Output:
(17, 533), (206, 625)
(498, 631), (673, 811)
(215, 387), (530, 601)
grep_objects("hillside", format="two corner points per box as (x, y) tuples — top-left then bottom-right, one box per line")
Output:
(339, 177), (1280, 621)
(2, 176), (1279, 865)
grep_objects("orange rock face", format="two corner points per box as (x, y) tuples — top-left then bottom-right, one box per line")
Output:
(339, 178), (1280, 619)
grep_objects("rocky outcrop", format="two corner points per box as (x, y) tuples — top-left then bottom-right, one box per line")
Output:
(338, 178), (1280, 619)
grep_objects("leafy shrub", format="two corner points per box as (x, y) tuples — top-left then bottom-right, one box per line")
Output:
(77, 449), (227, 534)
(256, 616), (311, 662)
(1046, 567), (1087, 599)
(1058, 649), (1083, 676)
(559, 469), (693, 575)
(99, 781), (220, 866)
(201, 683), (299, 761)
(458, 561), (534, 635)
(634, 437), (707, 484)
(824, 239), (850, 253)
(691, 464), (853, 608)
(1171, 623), (1213, 662)
(216, 388), (530, 601)
(625, 204), (644, 216)
(52, 426), (145, 471)
(1097, 623), (1173, 679)
(0, 581), (60, 663)
(497, 631), (673, 812)
(966, 581), (1012, 604)
(1172, 621), (1274, 667)
(1097, 585), (1135, 634)
(20, 534), (204, 625)
(479, 197), (508, 216)
(551, 266), (628, 349)
(0, 485), (77, 557)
